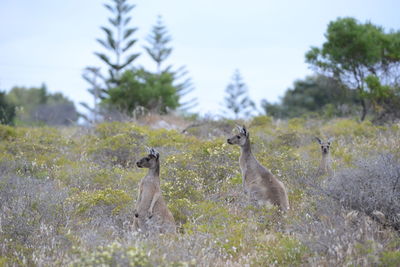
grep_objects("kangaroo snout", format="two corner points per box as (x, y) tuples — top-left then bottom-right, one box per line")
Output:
(227, 138), (232, 144)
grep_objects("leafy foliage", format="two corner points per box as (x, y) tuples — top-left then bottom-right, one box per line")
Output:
(0, 91), (15, 125)
(364, 75), (400, 123)
(83, 4), (196, 119)
(105, 68), (180, 114)
(306, 17), (400, 121)
(262, 75), (359, 118)
(6, 85), (78, 126)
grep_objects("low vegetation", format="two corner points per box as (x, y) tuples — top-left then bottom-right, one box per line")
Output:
(0, 116), (399, 266)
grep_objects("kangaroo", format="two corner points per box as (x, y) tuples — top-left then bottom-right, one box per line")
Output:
(315, 137), (333, 176)
(134, 148), (176, 233)
(227, 125), (289, 212)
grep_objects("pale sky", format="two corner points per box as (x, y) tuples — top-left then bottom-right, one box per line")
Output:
(1, 0), (399, 116)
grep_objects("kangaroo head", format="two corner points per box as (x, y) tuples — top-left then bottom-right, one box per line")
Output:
(227, 125), (249, 146)
(136, 148), (160, 168)
(315, 137), (333, 155)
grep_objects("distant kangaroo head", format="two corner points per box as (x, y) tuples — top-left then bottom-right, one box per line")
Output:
(227, 125), (249, 146)
(315, 137), (332, 155)
(136, 148), (160, 169)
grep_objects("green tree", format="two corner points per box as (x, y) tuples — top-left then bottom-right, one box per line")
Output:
(6, 85), (78, 126)
(82, 0), (140, 121)
(6, 84), (47, 120)
(144, 15), (172, 74)
(0, 91), (15, 125)
(364, 75), (400, 122)
(95, 0), (140, 88)
(143, 16), (197, 111)
(105, 68), (179, 114)
(261, 75), (359, 118)
(223, 69), (255, 119)
(306, 17), (400, 121)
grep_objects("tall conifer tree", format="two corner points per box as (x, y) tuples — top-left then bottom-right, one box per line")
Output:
(95, 0), (140, 87)
(223, 69), (255, 119)
(143, 16), (197, 110)
(144, 16), (172, 74)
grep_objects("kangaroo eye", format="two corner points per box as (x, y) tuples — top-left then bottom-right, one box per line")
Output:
(237, 135), (241, 139)
(321, 146), (324, 148)
(146, 158), (149, 161)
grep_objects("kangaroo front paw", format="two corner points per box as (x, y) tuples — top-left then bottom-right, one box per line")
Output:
(148, 210), (153, 219)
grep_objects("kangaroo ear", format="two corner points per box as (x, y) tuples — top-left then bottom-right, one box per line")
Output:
(149, 148), (160, 159)
(241, 125), (248, 136)
(235, 124), (242, 133)
(315, 137), (322, 144)
(327, 137), (335, 144)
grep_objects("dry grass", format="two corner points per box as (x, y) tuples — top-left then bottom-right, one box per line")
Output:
(0, 117), (399, 266)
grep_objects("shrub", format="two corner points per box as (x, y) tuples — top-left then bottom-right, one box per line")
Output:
(67, 188), (132, 216)
(380, 250), (400, 267)
(0, 125), (17, 140)
(0, 175), (71, 265)
(250, 115), (273, 127)
(326, 153), (400, 231)
(72, 242), (150, 267)
(0, 118), (399, 266)
(253, 234), (308, 266)
(86, 122), (146, 167)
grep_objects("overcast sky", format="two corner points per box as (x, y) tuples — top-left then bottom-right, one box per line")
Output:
(1, 0), (399, 116)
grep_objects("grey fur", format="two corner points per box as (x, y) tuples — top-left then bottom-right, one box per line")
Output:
(134, 148), (175, 233)
(227, 126), (289, 211)
(315, 137), (333, 176)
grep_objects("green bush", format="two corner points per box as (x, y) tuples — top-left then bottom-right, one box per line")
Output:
(68, 188), (132, 215)
(72, 242), (150, 267)
(0, 118), (398, 266)
(0, 125), (17, 140)
(380, 250), (400, 267)
(254, 234), (308, 266)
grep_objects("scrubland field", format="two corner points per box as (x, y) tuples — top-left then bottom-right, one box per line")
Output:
(0, 116), (400, 266)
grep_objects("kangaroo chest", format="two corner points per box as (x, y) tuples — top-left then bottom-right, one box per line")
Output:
(239, 154), (262, 185)
(239, 155), (247, 174)
(139, 179), (159, 201)
(320, 155), (331, 171)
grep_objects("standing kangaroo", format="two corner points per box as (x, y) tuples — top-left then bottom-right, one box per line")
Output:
(227, 125), (289, 211)
(134, 148), (176, 233)
(315, 137), (333, 176)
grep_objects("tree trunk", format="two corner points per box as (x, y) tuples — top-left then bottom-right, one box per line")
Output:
(360, 98), (367, 121)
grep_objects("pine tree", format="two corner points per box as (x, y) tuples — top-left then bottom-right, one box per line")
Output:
(82, 0), (139, 121)
(223, 69), (255, 119)
(144, 15), (172, 74)
(143, 16), (197, 111)
(95, 0), (140, 87)
(81, 67), (104, 123)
